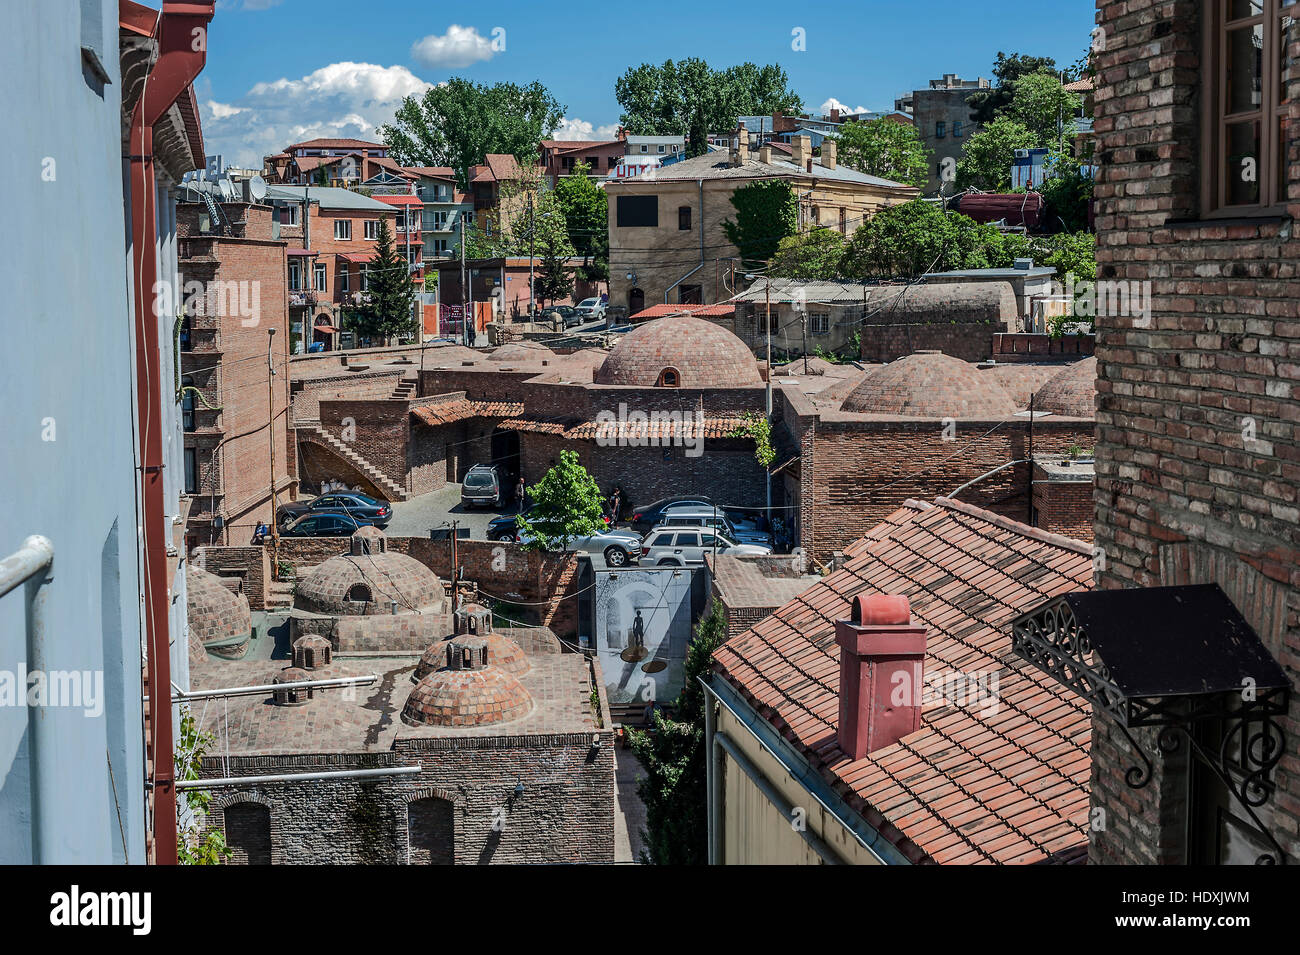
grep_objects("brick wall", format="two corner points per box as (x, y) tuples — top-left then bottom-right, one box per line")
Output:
(197, 546), (270, 610)
(1090, 0), (1300, 864)
(1031, 472), (1095, 542)
(993, 332), (1096, 361)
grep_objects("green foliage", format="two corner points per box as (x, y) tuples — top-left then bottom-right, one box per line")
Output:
(551, 161), (609, 280)
(722, 180), (797, 269)
(1036, 150), (1094, 233)
(729, 412), (776, 469)
(628, 600), (728, 865)
(381, 78), (564, 188)
(834, 118), (930, 187)
(967, 52), (1060, 124)
(615, 58), (801, 154)
(995, 229), (1096, 283)
(839, 199), (1005, 279)
(1004, 71), (1083, 148)
(769, 227), (847, 280)
(349, 217), (416, 342)
(955, 117), (1036, 191)
(175, 706), (230, 865)
(517, 450), (606, 551)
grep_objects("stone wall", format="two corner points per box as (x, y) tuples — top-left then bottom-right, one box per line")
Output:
(197, 546), (270, 610)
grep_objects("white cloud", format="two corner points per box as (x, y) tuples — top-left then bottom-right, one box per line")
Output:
(819, 97), (870, 116)
(216, 0), (283, 10)
(410, 25), (498, 69)
(201, 62), (434, 167)
(552, 117), (621, 141)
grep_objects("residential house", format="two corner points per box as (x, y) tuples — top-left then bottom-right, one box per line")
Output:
(1, 0), (211, 864)
(1012, 0), (1300, 866)
(606, 133), (919, 313)
(540, 138), (625, 185)
(468, 153), (536, 236)
(907, 74), (990, 193)
(401, 166), (472, 259)
(263, 137), (406, 186)
(706, 497), (1095, 864)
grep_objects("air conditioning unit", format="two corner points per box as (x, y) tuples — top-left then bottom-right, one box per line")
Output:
(1013, 149), (1031, 159)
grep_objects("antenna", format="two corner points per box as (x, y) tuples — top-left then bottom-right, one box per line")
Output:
(218, 178), (235, 201)
(249, 175), (268, 201)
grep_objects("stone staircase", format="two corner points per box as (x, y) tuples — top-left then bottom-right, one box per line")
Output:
(306, 424), (408, 501)
(264, 580), (295, 611)
(391, 376), (418, 400)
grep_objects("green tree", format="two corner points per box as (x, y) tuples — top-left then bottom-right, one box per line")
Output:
(722, 179), (798, 269)
(551, 161), (609, 280)
(517, 450), (605, 551)
(956, 117), (1037, 191)
(615, 58), (801, 155)
(834, 118), (930, 187)
(628, 599), (728, 865)
(381, 78), (564, 188)
(967, 52), (1060, 124)
(769, 227), (847, 280)
(353, 217), (416, 342)
(996, 229), (1096, 283)
(176, 706), (230, 865)
(1005, 71), (1083, 148)
(529, 204), (577, 309)
(839, 199), (1005, 279)
(1037, 150), (1094, 233)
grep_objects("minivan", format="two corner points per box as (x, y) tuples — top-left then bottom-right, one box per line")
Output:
(461, 464), (502, 508)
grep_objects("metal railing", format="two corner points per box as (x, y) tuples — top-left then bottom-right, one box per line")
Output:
(0, 536), (55, 863)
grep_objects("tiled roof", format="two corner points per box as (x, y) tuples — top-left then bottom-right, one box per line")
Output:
(484, 154), (524, 182)
(411, 400), (524, 427)
(285, 138), (387, 151)
(569, 415), (748, 441)
(611, 149), (918, 190)
(402, 165), (456, 180)
(629, 302), (737, 320)
(712, 497), (1094, 865)
(1063, 76), (1094, 93)
(499, 417), (572, 435)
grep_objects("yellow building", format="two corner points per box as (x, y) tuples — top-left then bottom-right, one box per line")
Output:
(606, 134), (918, 315)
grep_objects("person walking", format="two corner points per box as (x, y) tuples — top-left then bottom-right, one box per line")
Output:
(516, 476), (526, 509)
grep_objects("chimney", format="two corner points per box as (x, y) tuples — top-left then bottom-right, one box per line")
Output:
(822, 140), (837, 170)
(791, 134), (810, 169)
(829, 107), (840, 123)
(758, 145), (772, 164)
(835, 593), (926, 760)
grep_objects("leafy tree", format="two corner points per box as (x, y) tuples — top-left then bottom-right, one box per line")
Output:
(352, 217), (416, 342)
(628, 599), (728, 865)
(1005, 71), (1083, 148)
(615, 58), (801, 155)
(769, 227), (847, 280)
(381, 78), (564, 188)
(838, 199), (1005, 279)
(517, 450), (605, 551)
(722, 179), (797, 269)
(955, 117), (1036, 191)
(996, 229), (1096, 283)
(530, 204), (577, 308)
(967, 52), (1060, 124)
(834, 118), (930, 187)
(551, 161), (608, 280)
(1036, 150), (1094, 233)
(176, 706), (230, 865)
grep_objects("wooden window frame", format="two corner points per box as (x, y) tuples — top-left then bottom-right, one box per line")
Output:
(1201, 0), (1295, 216)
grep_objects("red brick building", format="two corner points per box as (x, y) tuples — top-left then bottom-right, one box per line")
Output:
(263, 137), (406, 186)
(1013, 0), (1300, 866)
(539, 138), (624, 185)
(178, 201), (296, 549)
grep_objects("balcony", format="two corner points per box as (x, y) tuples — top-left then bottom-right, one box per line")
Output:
(289, 290), (319, 307)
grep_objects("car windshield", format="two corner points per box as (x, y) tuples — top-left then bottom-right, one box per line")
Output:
(579, 299), (597, 307)
(464, 473), (494, 487)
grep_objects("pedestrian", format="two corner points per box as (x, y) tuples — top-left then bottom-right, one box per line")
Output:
(609, 487), (622, 523)
(516, 476), (526, 508)
(251, 522), (268, 545)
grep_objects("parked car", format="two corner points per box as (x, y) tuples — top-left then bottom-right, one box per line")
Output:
(281, 511), (375, 537)
(461, 464), (502, 508)
(574, 297), (606, 322)
(277, 491), (391, 530)
(657, 505), (773, 547)
(639, 527), (771, 566)
(542, 305), (581, 328)
(515, 522), (642, 567)
(628, 496), (761, 535)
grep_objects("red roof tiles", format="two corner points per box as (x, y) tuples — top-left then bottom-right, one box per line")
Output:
(712, 497), (1094, 864)
(411, 400), (524, 427)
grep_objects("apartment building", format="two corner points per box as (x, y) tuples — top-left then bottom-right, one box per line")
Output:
(905, 74), (990, 193)
(263, 137), (406, 186)
(540, 138), (625, 185)
(401, 166), (472, 259)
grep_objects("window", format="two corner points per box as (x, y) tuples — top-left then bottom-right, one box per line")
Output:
(334, 219), (352, 240)
(341, 267), (350, 293)
(288, 260), (301, 291)
(184, 448), (197, 493)
(278, 204), (298, 226)
(1203, 0), (1294, 210)
(314, 263), (327, 291)
(809, 312), (830, 335)
(361, 265), (371, 291)
(182, 377), (196, 432)
(954, 121), (964, 137)
(672, 144), (680, 152)
(616, 195), (658, 227)
(223, 803), (271, 865)
(640, 144), (648, 153)
(657, 367), (681, 387)
(936, 121), (946, 138)
(673, 532), (700, 548)
(431, 210), (448, 230)
(364, 220), (379, 240)
(658, 144), (665, 153)
(811, 205), (821, 224)
(678, 205), (692, 230)
(345, 583), (372, 603)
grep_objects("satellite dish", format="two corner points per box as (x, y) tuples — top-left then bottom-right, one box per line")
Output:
(249, 175), (267, 201)
(218, 178), (235, 200)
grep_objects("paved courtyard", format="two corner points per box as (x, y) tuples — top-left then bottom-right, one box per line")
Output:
(385, 483), (522, 540)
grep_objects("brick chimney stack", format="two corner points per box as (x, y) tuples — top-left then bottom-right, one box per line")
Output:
(822, 140), (837, 170)
(791, 134), (811, 170)
(835, 593), (927, 761)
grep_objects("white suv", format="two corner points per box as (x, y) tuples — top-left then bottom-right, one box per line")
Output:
(640, 527), (771, 566)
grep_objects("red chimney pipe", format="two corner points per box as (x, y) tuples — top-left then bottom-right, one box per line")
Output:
(835, 594), (927, 761)
(126, 0), (215, 865)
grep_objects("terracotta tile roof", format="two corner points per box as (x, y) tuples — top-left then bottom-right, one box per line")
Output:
(285, 138), (387, 151)
(411, 400), (524, 427)
(484, 154), (523, 182)
(712, 497), (1095, 864)
(402, 166), (457, 180)
(629, 302), (737, 321)
(499, 417), (572, 435)
(1063, 76), (1094, 93)
(569, 415), (748, 441)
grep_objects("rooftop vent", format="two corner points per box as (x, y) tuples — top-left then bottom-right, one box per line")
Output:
(273, 667), (314, 707)
(835, 594), (927, 760)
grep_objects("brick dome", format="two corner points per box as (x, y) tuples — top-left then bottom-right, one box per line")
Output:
(413, 631), (529, 681)
(489, 342), (554, 363)
(841, 351), (1019, 418)
(187, 566), (251, 658)
(1035, 357), (1097, 417)
(595, 317), (761, 387)
(292, 633), (333, 669)
(294, 552), (444, 616)
(402, 637), (533, 727)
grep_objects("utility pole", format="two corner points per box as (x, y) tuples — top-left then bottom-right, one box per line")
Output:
(459, 212), (468, 347)
(267, 327), (280, 579)
(528, 194), (535, 320)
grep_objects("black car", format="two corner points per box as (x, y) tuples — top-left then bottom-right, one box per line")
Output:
(487, 505), (534, 542)
(629, 496), (714, 534)
(277, 491), (391, 529)
(281, 511), (375, 537)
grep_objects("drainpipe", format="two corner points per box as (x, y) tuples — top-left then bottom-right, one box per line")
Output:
(127, 0), (215, 866)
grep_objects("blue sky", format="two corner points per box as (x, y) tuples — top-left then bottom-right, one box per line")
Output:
(200, 0), (1096, 167)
